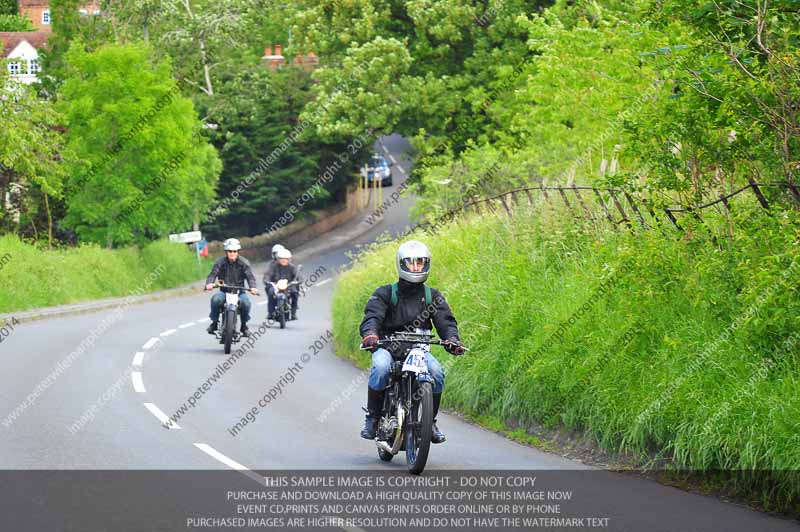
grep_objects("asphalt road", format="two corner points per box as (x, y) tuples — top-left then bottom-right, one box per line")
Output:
(0, 135), (796, 531)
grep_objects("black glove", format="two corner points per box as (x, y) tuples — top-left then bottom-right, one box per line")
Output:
(443, 337), (466, 356)
(361, 334), (379, 350)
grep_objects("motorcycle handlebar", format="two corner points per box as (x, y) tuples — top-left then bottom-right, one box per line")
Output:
(206, 281), (258, 294)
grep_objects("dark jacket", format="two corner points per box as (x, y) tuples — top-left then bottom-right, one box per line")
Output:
(264, 262), (299, 284)
(359, 279), (460, 353)
(206, 256), (257, 288)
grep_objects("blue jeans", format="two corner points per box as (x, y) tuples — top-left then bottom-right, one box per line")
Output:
(368, 347), (445, 393)
(210, 292), (252, 326)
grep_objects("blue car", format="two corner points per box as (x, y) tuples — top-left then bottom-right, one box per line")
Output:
(360, 154), (393, 187)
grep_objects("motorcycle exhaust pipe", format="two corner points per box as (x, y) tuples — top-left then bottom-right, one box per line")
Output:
(376, 441), (394, 454)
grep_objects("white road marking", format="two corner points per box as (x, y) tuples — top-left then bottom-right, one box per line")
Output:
(315, 278), (332, 287)
(256, 300), (268, 306)
(178, 322), (196, 329)
(132, 352), (145, 367)
(131, 371), (146, 393)
(196, 317), (210, 323)
(160, 328), (177, 337)
(143, 403), (180, 429)
(142, 337), (160, 350)
(194, 443), (248, 471)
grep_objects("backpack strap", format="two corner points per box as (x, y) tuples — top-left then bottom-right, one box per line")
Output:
(391, 282), (432, 306)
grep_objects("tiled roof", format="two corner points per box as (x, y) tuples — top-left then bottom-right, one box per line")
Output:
(0, 32), (50, 58)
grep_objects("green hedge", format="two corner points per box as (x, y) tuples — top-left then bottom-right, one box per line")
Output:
(0, 235), (212, 313)
(332, 203), (800, 509)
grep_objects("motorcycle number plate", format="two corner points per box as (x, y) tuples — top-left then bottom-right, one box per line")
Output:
(225, 293), (239, 305)
(402, 348), (428, 374)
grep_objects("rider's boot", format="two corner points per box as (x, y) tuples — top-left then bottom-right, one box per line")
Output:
(360, 388), (384, 439)
(290, 310), (298, 321)
(207, 321), (217, 334)
(240, 323), (251, 337)
(431, 392), (446, 444)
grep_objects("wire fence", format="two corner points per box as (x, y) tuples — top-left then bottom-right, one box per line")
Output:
(420, 179), (800, 234)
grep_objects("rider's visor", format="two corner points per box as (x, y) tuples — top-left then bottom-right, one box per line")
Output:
(400, 257), (430, 274)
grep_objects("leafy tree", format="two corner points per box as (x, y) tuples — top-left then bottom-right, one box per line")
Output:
(57, 42), (220, 246)
(0, 0), (16, 16)
(0, 73), (67, 246)
(0, 13), (33, 31)
(38, 0), (115, 96)
(198, 64), (357, 238)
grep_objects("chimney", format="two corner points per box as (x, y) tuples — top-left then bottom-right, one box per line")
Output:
(265, 45), (272, 56)
(275, 44), (282, 56)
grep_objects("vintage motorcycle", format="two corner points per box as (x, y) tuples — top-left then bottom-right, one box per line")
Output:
(270, 279), (300, 329)
(361, 330), (467, 474)
(207, 281), (257, 354)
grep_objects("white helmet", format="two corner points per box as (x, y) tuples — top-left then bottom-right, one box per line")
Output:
(396, 240), (430, 284)
(271, 244), (285, 259)
(276, 248), (292, 260)
(223, 238), (242, 251)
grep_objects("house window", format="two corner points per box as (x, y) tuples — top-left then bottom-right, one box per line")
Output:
(78, 9), (88, 15)
(93, 9), (101, 15)
(42, 10), (51, 24)
(29, 59), (40, 75)
(8, 62), (20, 76)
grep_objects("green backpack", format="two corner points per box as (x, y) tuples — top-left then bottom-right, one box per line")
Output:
(390, 282), (432, 306)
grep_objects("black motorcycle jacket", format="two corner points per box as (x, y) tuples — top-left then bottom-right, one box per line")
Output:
(359, 279), (460, 352)
(206, 256), (257, 288)
(265, 263), (299, 284)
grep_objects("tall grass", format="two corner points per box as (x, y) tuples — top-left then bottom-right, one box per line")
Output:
(0, 235), (212, 313)
(332, 202), (800, 509)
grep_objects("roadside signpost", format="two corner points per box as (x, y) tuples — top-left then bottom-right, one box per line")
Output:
(169, 231), (203, 264)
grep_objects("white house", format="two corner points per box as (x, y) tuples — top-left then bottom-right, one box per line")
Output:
(0, 32), (49, 84)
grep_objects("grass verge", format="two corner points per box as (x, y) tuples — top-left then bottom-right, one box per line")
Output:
(0, 235), (212, 313)
(332, 200), (800, 512)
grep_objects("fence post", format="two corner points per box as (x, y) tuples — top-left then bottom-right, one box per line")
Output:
(747, 177), (770, 210)
(623, 190), (647, 226)
(499, 194), (512, 216)
(525, 188), (534, 206)
(557, 187), (575, 215)
(572, 185), (593, 220)
(608, 189), (631, 228)
(593, 189), (615, 224)
(664, 208), (683, 231)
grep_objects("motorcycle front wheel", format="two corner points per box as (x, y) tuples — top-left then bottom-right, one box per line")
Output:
(223, 309), (236, 354)
(405, 381), (433, 474)
(278, 300), (286, 329)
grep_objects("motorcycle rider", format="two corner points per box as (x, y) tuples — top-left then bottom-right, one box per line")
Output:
(359, 240), (466, 443)
(263, 244), (285, 314)
(265, 247), (300, 321)
(205, 238), (259, 337)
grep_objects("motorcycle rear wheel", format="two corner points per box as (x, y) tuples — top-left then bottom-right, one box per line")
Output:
(405, 381), (433, 475)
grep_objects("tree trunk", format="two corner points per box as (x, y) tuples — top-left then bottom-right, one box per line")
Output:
(44, 192), (53, 249)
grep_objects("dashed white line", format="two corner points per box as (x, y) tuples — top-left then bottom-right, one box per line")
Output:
(142, 337), (160, 350)
(160, 328), (177, 337)
(131, 371), (146, 393)
(178, 322), (196, 329)
(256, 300), (268, 306)
(315, 278), (332, 287)
(132, 352), (145, 367)
(194, 443), (248, 471)
(143, 403), (180, 429)
(196, 317), (210, 323)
